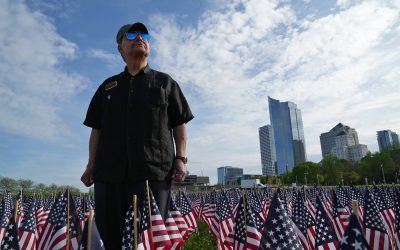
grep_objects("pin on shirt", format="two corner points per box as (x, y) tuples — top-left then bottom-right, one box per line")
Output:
(107, 95), (111, 100)
(105, 81), (117, 91)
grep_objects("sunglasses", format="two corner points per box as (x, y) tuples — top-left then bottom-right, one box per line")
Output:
(125, 32), (151, 41)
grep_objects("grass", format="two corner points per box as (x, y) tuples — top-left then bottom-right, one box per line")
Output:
(182, 220), (217, 250)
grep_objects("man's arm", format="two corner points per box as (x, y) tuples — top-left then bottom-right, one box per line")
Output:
(81, 128), (101, 187)
(172, 124), (187, 182)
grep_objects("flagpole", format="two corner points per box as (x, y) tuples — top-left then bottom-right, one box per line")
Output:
(14, 188), (22, 223)
(87, 208), (94, 250)
(133, 195), (138, 250)
(145, 180), (154, 244)
(66, 188), (70, 250)
(242, 190), (247, 228)
(351, 200), (360, 223)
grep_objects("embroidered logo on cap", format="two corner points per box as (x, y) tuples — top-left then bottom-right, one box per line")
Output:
(105, 81), (117, 91)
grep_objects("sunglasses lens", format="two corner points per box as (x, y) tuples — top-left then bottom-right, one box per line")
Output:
(125, 33), (138, 40)
(140, 34), (151, 41)
(125, 32), (151, 41)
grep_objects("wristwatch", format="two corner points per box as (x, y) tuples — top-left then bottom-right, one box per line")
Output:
(175, 156), (188, 164)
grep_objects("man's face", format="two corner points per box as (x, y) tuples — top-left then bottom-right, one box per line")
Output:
(118, 32), (150, 60)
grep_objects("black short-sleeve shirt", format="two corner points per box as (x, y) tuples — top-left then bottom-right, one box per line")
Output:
(83, 65), (194, 182)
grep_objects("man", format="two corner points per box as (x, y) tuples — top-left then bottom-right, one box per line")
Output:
(80, 22), (194, 249)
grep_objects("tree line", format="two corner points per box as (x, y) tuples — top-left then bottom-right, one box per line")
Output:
(276, 147), (400, 186)
(0, 176), (83, 194)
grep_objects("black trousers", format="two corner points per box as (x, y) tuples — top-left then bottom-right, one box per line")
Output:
(94, 180), (172, 250)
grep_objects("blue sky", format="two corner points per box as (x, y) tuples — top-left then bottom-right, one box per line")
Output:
(1, 0), (399, 190)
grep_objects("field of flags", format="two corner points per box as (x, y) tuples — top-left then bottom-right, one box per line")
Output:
(1, 184), (400, 249)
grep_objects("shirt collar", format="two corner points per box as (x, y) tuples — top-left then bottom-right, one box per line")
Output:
(124, 64), (152, 76)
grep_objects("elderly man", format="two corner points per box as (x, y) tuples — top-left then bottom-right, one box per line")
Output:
(81, 22), (194, 249)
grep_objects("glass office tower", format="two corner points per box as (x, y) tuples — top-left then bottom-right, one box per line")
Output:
(377, 130), (399, 151)
(259, 125), (277, 176)
(268, 97), (307, 174)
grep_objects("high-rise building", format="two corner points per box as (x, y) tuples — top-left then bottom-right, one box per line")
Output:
(268, 97), (307, 174)
(377, 130), (399, 151)
(217, 166), (243, 185)
(320, 123), (369, 161)
(259, 125), (276, 176)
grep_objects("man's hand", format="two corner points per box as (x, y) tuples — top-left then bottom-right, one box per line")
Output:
(172, 159), (187, 182)
(81, 165), (94, 187)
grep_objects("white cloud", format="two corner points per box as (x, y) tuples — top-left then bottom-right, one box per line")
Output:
(86, 48), (121, 69)
(0, 0), (86, 142)
(149, 0), (400, 183)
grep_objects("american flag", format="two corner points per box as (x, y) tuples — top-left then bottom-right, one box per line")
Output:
(169, 197), (189, 239)
(121, 205), (141, 250)
(37, 193), (63, 249)
(18, 200), (37, 250)
(0, 192), (13, 246)
(201, 193), (219, 241)
(176, 192), (197, 233)
(139, 185), (171, 250)
(66, 192), (82, 250)
(349, 185), (364, 222)
(315, 195), (338, 250)
(259, 192), (302, 250)
(15, 191), (24, 229)
(247, 191), (265, 220)
(35, 198), (49, 234)
(364, 189), (393, 250)
(232, 194), (260, 250)
(393, 188), (400, 248)
(79, 215), (105, 250)
(336, 185), (350, 211)
(291, 191), (314, 250)
(331, 190), (349, 239)
(337, 213), (369, 250)
(228, 189), (240, 218)
(373, 186), (396, 240)
(165, 212), (184, 250)
(0, 216), (19, 250)
(216, 191), (234, 249)
(74, 197), (86, 232)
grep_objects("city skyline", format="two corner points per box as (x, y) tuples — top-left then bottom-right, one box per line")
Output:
(1, 0), (399, 188)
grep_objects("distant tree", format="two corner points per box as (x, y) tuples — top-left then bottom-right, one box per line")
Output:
(359, 151), (396, 184)
(341, 160), (361, 185)
(34, 183), (48, 192)
(291, 162), (319, 185)
(0, 177), (17, 192)
(319, 155), (343, 185)
(17, 179), (34, 191)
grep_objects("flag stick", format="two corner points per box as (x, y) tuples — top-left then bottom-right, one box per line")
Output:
(242, 190), (247, 228)
(66, 188), (70, 250)
(13, 189), (21, 223)
(145, 180), (154, 244)
(87, 208), (94, 250)
(133, 195), (138, 250)
(351, 200), (360, 223)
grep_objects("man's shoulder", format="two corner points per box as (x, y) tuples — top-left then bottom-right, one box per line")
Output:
(151, 69), (178, 86)
(101, 72), (125, 86)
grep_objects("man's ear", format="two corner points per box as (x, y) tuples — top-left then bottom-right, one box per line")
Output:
(117, 44), (122, 53)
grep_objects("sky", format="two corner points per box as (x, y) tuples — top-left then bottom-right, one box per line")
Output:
(0, 0), (399, 190)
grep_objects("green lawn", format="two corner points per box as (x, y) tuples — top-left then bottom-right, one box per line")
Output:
(182, 220), (217, 250)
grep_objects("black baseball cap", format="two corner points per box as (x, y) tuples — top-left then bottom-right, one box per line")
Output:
(116, 22), (149, 43)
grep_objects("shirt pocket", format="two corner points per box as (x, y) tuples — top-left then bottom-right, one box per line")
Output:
(146, 88), (167, 138)
(148, 87), (167, 105)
